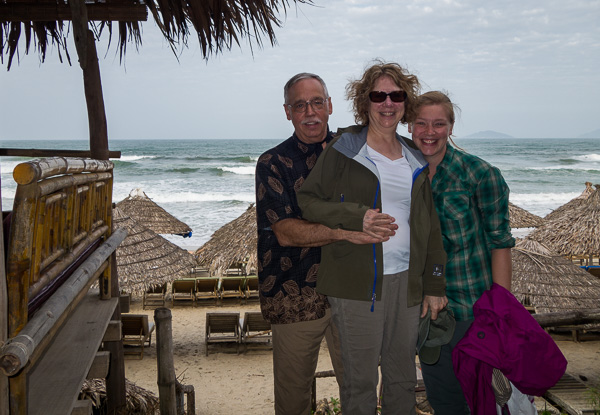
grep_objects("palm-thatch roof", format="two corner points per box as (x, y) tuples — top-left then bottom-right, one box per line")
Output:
(194, 204), (256, 276)
(509, 202), (543, 228)
(116, 189), (192, 237)
(512, 238), (600, 313)
(114, 206), (197, 296)
(1, 0), (313, 69)
(544, 181), (594, 222)
(80, 378), (159, 414)
(529, 185), (600, 258)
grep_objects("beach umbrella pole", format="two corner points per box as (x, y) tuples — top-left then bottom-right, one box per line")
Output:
(155, 308), (195, 414)
(155, 308), (177, 414)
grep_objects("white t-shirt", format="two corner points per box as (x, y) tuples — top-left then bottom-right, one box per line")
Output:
(367, 145), (412, 274)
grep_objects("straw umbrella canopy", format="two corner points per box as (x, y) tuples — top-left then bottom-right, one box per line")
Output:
(195, 204), (257, 276)
(511, 238), (600, 313)
(113, 206), (197, 296)
(1, 0), (313, 70)
(116, 188), (192, 237)
(509, 202), (543, 228)
(544, 181), (594, 222)
(528, 185), (600, 258)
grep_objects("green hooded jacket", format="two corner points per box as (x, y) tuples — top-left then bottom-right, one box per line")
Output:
(297, 125), (447, 307)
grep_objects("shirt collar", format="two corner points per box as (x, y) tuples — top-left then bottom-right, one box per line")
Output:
(292, 126), (333, 149)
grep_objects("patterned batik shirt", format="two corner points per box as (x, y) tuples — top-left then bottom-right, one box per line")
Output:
(431, 145), (515, 321)
(255, 132), (331, 324)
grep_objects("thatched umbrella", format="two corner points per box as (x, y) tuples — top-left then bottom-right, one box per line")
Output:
(509, 202), (543, 228)
(529, 185), (600, 259)
(116, 189), (192, 237)
(114, 206), (197, 297)
(195, 204), (257, 276)
(80, 378), (159, 414)
(512, 238), (600, 313)
(544, 182), (594, 222)
(1, 0), (314, 70)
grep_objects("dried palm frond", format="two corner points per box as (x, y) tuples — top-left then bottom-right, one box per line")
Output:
(114, 206), (197, 297)
(509, 202), (543, 228)
(512, 238), (600, 313)
(544, 181), (594, 222)
(1, 0), (314, 69)
(116, 189), (192, 237)
(195, 204), (256, 276)
(80, 378), (159, 414)
(529, 185), (600, 257)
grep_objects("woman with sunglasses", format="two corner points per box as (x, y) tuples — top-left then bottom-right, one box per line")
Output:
(298, 60), (448, 414)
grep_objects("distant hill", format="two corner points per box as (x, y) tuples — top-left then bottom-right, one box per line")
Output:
(460, 130), (514, 139)
(578, 129), (600, 139)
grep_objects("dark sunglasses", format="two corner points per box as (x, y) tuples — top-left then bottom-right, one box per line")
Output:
(368, 90), (407, 103)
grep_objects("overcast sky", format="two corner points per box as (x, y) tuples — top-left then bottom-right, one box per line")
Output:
(1, 0), (599, 141)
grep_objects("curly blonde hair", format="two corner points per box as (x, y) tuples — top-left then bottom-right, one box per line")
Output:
(346, 59), (421, 126)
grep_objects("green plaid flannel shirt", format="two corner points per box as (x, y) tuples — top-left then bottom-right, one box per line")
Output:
(431, 145), (515, 321)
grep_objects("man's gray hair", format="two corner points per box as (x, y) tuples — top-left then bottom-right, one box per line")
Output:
(284, 73), (329, 104)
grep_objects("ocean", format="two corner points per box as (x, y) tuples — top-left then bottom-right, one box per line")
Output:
(1, 137), (599, 250)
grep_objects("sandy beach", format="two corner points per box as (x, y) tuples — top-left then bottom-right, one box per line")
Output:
(124, 299), (341, 414)
(122, 298), (600, 414)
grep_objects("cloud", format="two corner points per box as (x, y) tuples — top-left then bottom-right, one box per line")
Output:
(0, 0), (598, 140)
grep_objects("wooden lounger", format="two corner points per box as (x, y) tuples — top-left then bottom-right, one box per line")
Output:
(205, 312), (241, 355)
(121, 313), (156, 359)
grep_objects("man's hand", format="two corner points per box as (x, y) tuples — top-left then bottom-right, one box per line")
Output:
(363, 208), (398, 240)
(421, 295), (449, 320)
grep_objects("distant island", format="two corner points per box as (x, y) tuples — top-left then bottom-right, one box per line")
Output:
(460, 130), (514, 139)
(578, 128), (600, 139)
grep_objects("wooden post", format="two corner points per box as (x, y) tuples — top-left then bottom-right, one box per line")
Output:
(155, 308), (177, 415)
(104, 254), (127, 414)
(1, 186), (9, 415)
(82, 30), (109, 160)
(69, 0), (109, 161)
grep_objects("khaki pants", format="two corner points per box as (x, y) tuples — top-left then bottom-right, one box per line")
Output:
(329, 271), (420, 415)
(272, 308), (344, 415)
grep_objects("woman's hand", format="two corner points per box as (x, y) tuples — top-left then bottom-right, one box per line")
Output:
(362, 208), (398, 241)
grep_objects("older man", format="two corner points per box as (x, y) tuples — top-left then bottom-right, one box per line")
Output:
(255, 73), (382, 414)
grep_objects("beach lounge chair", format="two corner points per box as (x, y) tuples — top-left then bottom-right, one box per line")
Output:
(241, 311), (272, 352)
(219, 276), (246, 300)
(244, 275), (260, 300)
(205, 312), (242, 355)
(191, 267), (211, 278)
(122, 314), (156, 359)
(171, 278), (196, 307)
(143, 282), (167, 309)
(195, 277), (220, 303)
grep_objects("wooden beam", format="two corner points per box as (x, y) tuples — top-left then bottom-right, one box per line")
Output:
(86, 351), (110, 379)
(102, 320), (122, 342)
(533, 309), (600, 328)
(26, 294), (118, 415)
(104, 254), (127, 414)
(71, 400), (93, 415)
(0, 180), (8, 415)
(0, 228), (127, 376)
(156, 308), (178, 415)
(0, 3), (148, 22)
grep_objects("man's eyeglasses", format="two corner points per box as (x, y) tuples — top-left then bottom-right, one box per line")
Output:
(368, 91), (407, 103)
(287, 98), (328, 113)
